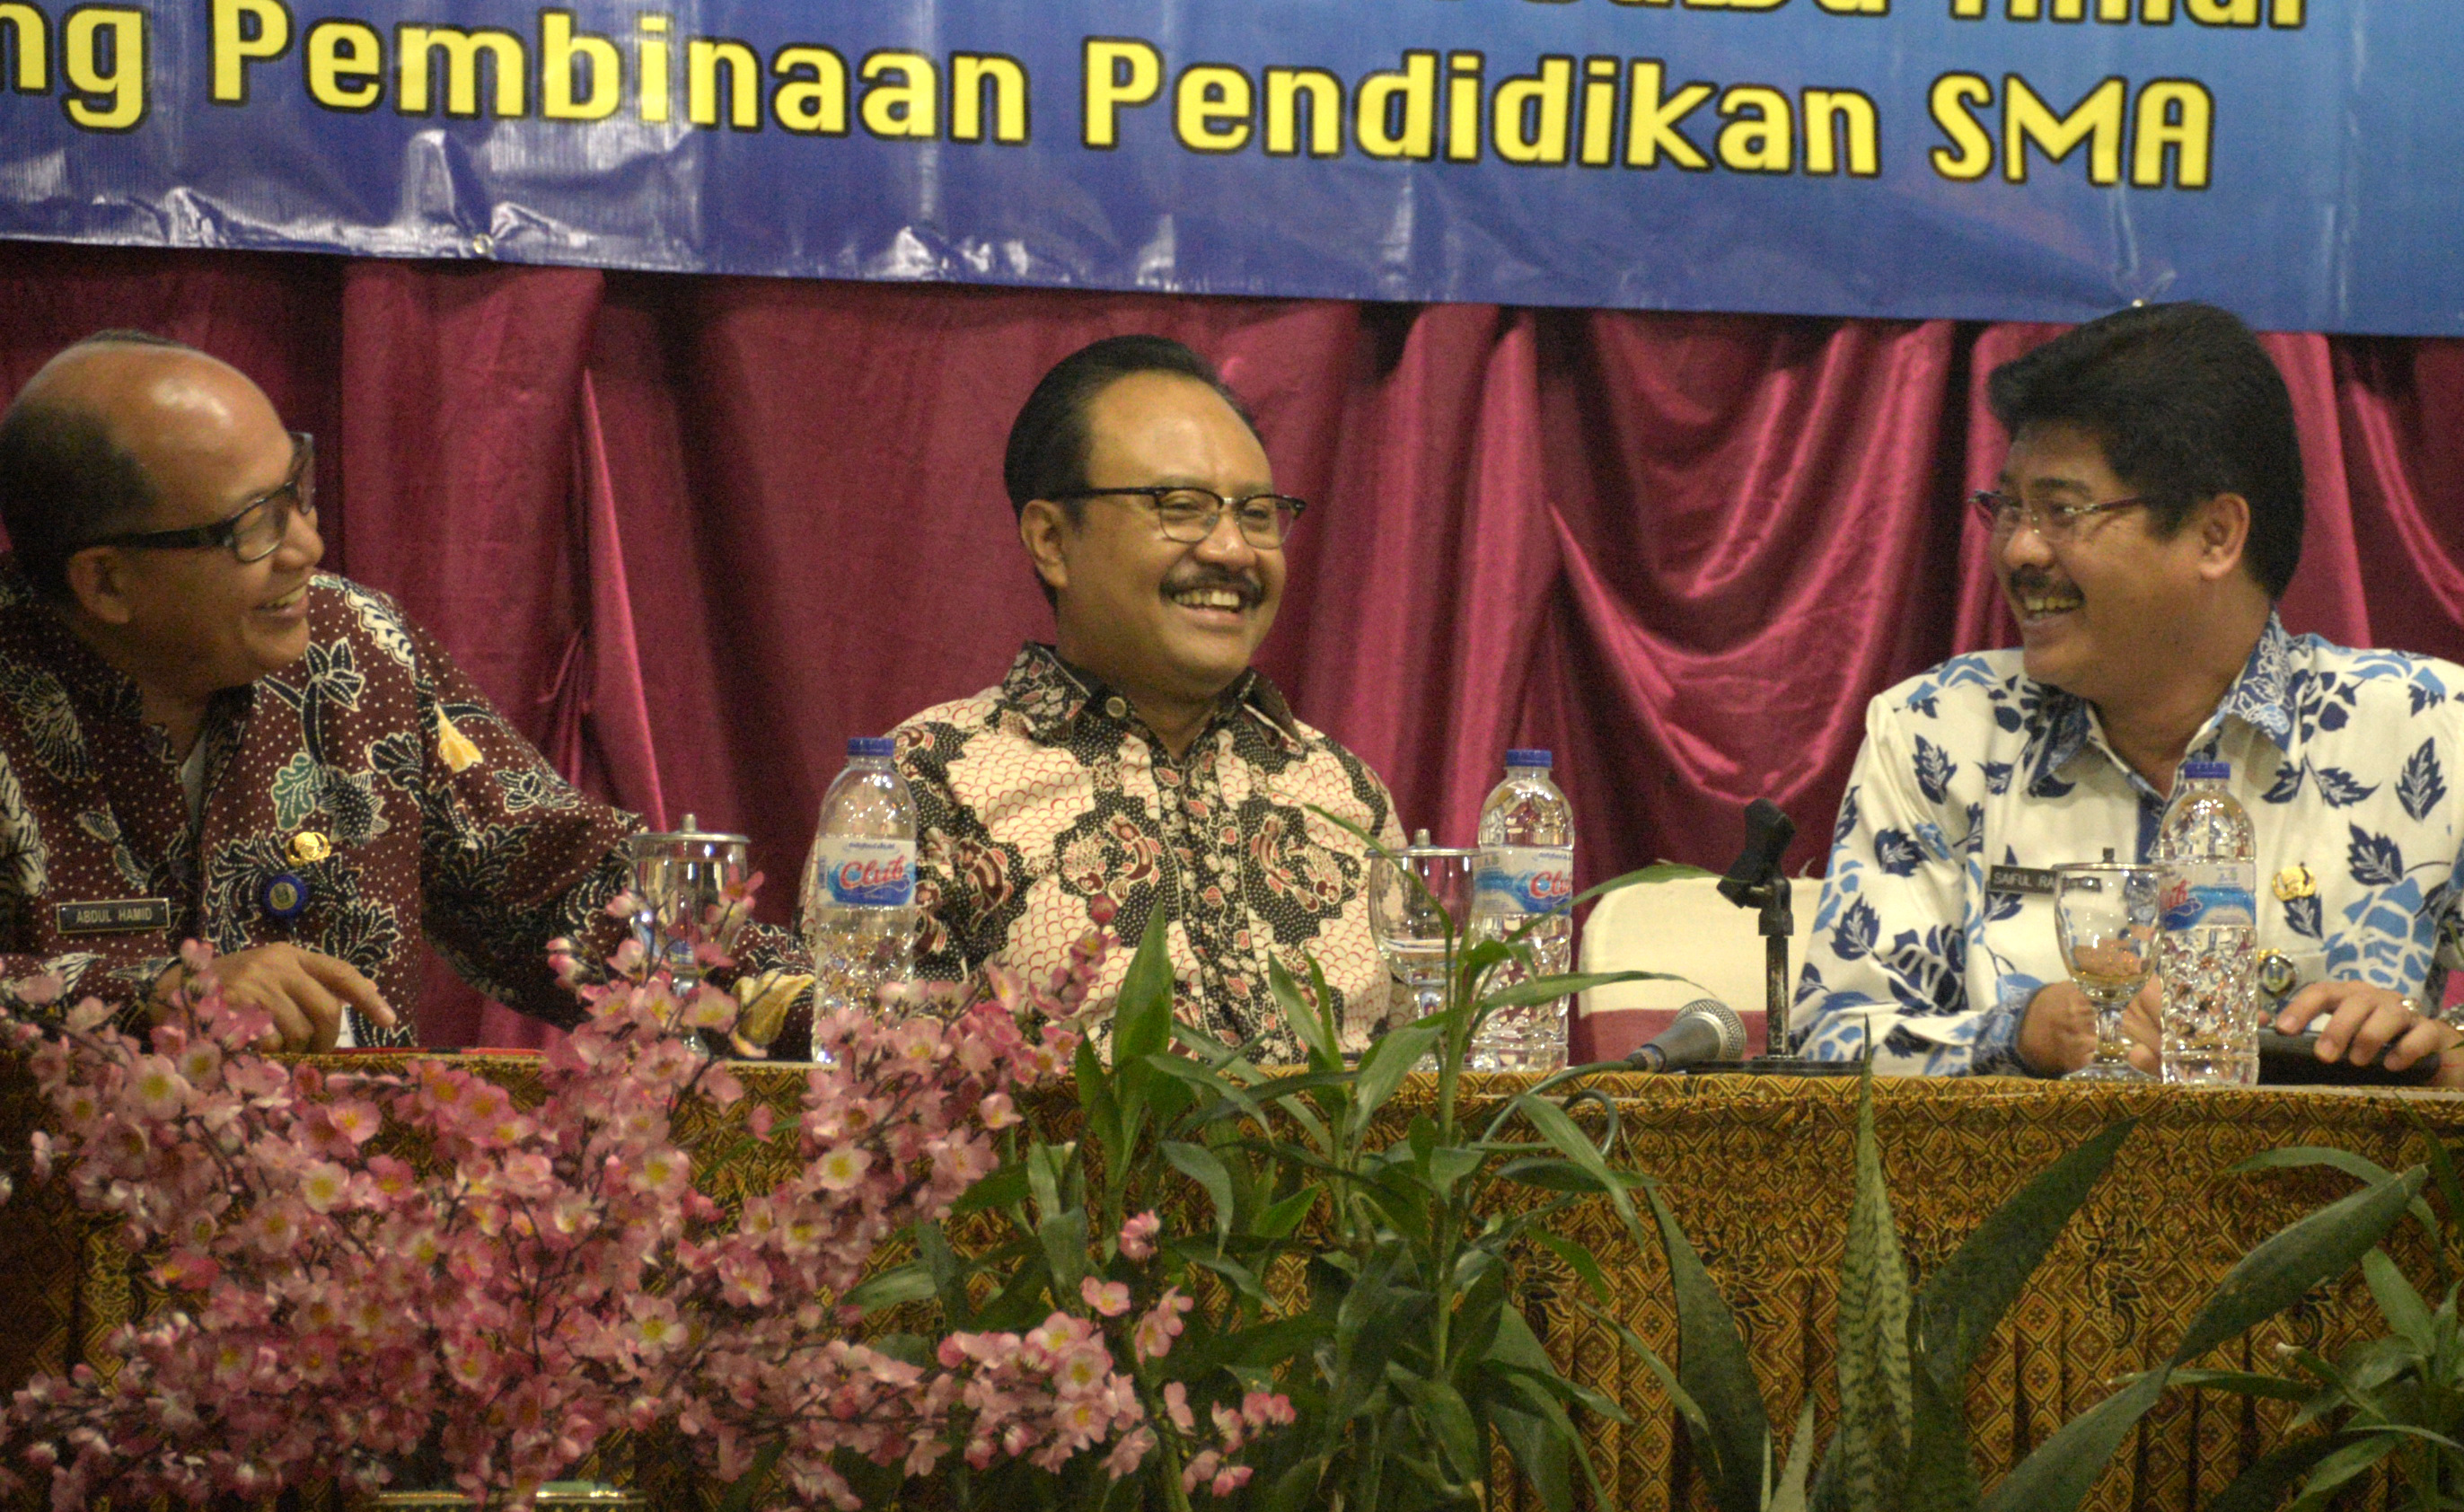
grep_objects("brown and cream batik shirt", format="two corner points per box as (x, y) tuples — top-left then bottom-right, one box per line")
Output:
(0, 562), (803, 1043)
(894, 644), (1403, 1062)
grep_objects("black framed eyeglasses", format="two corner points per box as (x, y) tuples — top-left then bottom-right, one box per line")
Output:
(1052, 486), (1308, 550)
(87, 432), (316, 565)
(1967, 488), (2145, 544)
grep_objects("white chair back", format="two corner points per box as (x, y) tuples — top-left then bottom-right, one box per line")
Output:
(1575, 875), (1825, 1059)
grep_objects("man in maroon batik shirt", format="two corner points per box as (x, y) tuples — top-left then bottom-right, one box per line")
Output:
(0, 332), (810, 1050)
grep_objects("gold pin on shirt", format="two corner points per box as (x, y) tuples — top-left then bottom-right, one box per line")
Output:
(289, 830), (331, 864)
(2272, 863), (2317, 901)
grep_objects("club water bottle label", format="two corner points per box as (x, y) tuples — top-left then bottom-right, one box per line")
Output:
(1474, 846), (1575, 917)
(816, 838), (917, 908)
(2158, 861), (2256, 931)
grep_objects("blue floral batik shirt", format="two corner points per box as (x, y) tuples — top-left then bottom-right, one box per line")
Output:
(1793, 614), (2464, 1075)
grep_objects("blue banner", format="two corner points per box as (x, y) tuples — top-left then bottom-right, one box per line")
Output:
(0, 0), (2458, 333)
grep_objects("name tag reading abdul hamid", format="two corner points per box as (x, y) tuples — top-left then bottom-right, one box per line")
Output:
(56, 898), (171, 935)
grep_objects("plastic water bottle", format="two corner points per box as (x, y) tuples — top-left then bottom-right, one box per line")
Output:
(1468, 749), (1576, 1072)
(800, 737), (920, 1017)
(2153, 759), (2259, 1086)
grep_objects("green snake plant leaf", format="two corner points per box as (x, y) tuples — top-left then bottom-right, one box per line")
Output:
(1643, 1184), (1770, 1512)
(1768, 1396), (1818, 1512)
(1980, 1164), (2426, 1512)
(1834, 1060), (1913, 1512)
(1898, 1356), (1983, 1512)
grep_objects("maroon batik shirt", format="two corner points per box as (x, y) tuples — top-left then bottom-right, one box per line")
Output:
(894, 645), (1403, 1063)
(0, 563), (800, 1044)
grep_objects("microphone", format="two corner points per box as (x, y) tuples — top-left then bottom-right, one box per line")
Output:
(1717, 798), (1797, 909)
(1627, 999), (1748, 1072)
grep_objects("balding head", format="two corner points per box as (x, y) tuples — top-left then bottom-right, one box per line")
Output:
(0, 332), (282, 601)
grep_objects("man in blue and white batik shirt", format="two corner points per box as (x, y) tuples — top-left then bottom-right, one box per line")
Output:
(1794, 303), (2464, 1086)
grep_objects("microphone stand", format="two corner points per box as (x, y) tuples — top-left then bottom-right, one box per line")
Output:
(1710, 799), (1860, 1077)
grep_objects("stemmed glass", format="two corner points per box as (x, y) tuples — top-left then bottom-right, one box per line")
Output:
(1367, 832), (1480, 1024)
(2053, 861), (2161, 1083)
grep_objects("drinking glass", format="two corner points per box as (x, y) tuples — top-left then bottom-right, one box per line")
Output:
(2052, 861), (2160, 1083)
(1367, 836), (1480, 1023)
(624, 814), (754, 996)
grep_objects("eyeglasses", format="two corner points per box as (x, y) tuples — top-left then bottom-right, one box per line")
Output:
(1053, 486), (1308, 550)
(1968, 488), (2146, 545)
(88, 432), (317, 565)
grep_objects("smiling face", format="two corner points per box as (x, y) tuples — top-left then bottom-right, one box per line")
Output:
(1030, 372), (1284, 712)
(1995, 420), (2218, 708)
(58, 349), (324, 700)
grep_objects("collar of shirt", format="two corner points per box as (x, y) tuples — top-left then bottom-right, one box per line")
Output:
(2023, 611), (2297, 800)
(0, 559), (260, 771)
(998, 642), (1307, 757)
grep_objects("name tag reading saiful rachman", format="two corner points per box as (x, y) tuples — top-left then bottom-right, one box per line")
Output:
(1986, 866), (2059, 898)
(55, 898), (171, 935)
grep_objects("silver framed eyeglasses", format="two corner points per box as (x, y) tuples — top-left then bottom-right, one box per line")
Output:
(1053, 485), (1308, 549)
(1968, 488), (2145, 546)
(89, 431), (316, 565)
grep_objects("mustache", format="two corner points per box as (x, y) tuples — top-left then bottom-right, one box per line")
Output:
(2005, 568), (2077, 598)
(1162, 568), (1265, 607)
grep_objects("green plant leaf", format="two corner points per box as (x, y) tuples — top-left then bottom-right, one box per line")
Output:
(2406, 1103), (2464, 1245)
(1036, 1206), (1089, 1298)
(1479, 969), (1700, 1009)
(710, 1439), (786, 1512)
(1261, 1455), (1329, 1512)
(2196, 1433), (2355, 1512)
(1570, 861), (1719, 909)
(2167, 1368), (2318, 1403)
(1982, 1164), (2428, 1512)
(1254, 1181), (1324, 1241)
(1485, 1374), (1586, 1512)
(838, 1261), (937, 1314)
(1770, 1396), (1818, 1512)
(2234, 1145), (2440, 1240)
(1390, 1367), (1484, 1486)
(916, 1220), (970, 1326)
(1643, 1184), (1769, 1512)
(946, 1160), (1030, 1218)
(1268, 956), (1343, 1074)
(1507, 1093), (1645, 1244)
(2283, 1434), (2398, 1512)
(1527, 1228), (1613, 1305)
(1914, 1118), (2135, 1387)
(1835, 1061), (1912, 1512)
(2171, 1165), (2427, 1367)
(1162, 1139), (1238, 1246)
(2363, 1246), (2438, 1351)
(1349, 1022), (1442, 1138)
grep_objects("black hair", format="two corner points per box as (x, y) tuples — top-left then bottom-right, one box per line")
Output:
(1003, 334), (1259, 521)
(0, 330), (205, 601)
(1985, 302), (2303, 599)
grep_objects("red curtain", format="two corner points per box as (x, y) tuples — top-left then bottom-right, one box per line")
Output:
(4, 241), (2461, 1049)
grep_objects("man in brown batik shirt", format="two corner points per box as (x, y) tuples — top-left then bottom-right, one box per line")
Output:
(0, 332), (809, 1050)
(890, 336), (1402, 1062)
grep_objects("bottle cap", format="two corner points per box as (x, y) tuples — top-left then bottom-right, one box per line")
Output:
(1506, 748), (1552, 769)
(848, 736), (895, 759)
(2180, 759), (2229, 782)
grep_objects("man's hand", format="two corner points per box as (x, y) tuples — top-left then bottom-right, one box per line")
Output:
(152, 945), (398, 1052)
(2018, 981), (2099, 1075)
(2122, 978), (2464, 1087)
(2278, 980), (2464, 1086)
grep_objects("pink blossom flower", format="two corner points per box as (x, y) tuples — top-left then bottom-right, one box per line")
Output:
(1117, 1210), (1160, 1261)
(1079, 1276), (1131, 1317)
(1161, 1381), (1195, 1434)
(1132, 1288), (1194, 1362)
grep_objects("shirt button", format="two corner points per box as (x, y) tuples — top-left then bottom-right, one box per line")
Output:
(1105, 697), (1128, 719)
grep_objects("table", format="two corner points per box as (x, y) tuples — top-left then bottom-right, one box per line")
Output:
(1, 1061), (2453, 1510)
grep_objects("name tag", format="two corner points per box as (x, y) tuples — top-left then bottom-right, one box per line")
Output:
(55, 898), (171, 935)
(1987, 866), (2058, 897)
